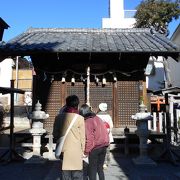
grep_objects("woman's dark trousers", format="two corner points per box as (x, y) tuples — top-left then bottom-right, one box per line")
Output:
(61, 170), (83, 180)
(88, 146), (107, 180)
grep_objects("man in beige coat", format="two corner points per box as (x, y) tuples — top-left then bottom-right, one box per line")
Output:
(53, 95), (85, 180)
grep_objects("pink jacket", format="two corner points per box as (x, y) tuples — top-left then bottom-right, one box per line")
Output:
(84, 115), (109, 155)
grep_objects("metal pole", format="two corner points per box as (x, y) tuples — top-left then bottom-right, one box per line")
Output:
(10, 80), (15, 160)
(15, 56), (19, 104)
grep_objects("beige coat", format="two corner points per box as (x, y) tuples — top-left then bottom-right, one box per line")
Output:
(53, 113), (85, 170)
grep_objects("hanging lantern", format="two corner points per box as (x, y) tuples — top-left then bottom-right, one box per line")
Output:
(113, 73), (117, 82)
(61, 71), (67, 83)
(61, 76), (66, 83)
(71, 76), (75, 84)
(102, 76), (106, 85)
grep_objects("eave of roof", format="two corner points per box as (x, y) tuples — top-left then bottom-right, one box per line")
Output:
(0, 28), (179, 56)
(0, 17), (10, 29)
(153, 86), (180, 95)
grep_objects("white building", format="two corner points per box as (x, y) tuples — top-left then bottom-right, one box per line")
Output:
(102, 0), (136, 28)
(0, 58), (14, 105)
(0, 18), (12, 105)
(102, 0), (176, 92)
(167, 25), (180, 87)
(145, 56), (165, 91)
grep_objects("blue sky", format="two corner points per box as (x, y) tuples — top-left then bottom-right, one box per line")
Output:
(1, 0), (179, 41)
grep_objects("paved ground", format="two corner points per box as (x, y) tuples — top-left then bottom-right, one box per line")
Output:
(1, 147), (180, 180)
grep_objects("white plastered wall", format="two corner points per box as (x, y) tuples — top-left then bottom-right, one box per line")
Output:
(102, 0), (136, 28)
(0, 58), (14, 105)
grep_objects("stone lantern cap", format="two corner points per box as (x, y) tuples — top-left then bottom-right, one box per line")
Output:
(32, 101), (49, 120)
(131, 102), (152, 121)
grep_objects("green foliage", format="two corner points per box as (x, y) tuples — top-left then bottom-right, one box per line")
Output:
(134, 0), (180, 34)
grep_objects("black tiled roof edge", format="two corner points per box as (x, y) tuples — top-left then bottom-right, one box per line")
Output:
(1, 27), (179, 54)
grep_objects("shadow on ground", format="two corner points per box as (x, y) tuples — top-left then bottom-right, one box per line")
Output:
(110, 142), (180, 180)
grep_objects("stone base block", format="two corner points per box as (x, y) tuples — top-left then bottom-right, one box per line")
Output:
(25, 155), (47, 164)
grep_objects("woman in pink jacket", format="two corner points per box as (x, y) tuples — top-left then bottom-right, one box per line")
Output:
(79, 104), (109, 180)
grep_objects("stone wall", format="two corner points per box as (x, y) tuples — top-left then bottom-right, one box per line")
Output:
(3, 105), (31, 128)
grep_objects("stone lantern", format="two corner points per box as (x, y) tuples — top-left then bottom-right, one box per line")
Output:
(26, 101), (49, 163)
(131, 101), (156, 166)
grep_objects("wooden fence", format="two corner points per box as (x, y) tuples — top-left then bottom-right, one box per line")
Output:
(148, 110), (180, 144)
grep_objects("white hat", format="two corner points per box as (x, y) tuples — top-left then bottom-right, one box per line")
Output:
(99, 103), (107, 112)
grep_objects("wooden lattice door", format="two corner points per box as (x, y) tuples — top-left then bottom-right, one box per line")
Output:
(66, 82), (86, 106)
(90, 82), (113, 119)
(43, 80), (140, 133)
(44, 81), (63, 133)
(44, 81), (85, 133)
(116, 81), (139, 127)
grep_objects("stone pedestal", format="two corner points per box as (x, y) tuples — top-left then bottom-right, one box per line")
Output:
(26, 127), (47, 164)
(43, 134), (56, 160)
(25, 101), (49, 164)
(132, 102), (157, 166)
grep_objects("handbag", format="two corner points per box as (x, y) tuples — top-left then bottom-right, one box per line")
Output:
(55, 114), (78, 159)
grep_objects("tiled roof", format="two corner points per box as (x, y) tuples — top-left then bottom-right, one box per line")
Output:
(0, 28), (179, 54)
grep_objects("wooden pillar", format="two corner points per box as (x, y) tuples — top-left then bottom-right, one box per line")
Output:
(86, 66), (90, 106)
(61, 82), (66, 106)
(113, 81), (118, 127)
(143, 81), (147, 106)
(139, 80), (143, 104)
(32, 75), (37, 111)
(165, 93), (171, 143)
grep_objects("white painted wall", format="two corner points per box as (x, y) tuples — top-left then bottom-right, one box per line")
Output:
(146, 57), (165, 91)
(0, 58), (14, 104)
(0, 58), (14, 87)
(102, 0), (136, 28)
